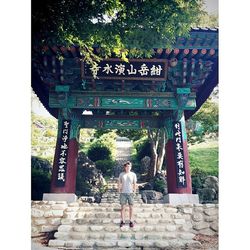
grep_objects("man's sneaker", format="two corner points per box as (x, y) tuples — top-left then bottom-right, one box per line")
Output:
(120, 221), (125, 227)
(129, 221), (134, 228)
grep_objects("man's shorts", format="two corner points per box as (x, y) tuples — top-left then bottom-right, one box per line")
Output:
(120, 193), (134, 206)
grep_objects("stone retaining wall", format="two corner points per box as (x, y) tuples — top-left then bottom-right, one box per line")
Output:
(31, 201), (218, 239)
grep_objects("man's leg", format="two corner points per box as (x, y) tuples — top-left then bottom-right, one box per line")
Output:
(120, 193), (126, 227)
(121, 205), (126, 222)
(129, 205), (133, 221)
(128, 193), (134, 227)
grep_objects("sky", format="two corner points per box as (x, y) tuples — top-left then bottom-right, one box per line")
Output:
(31, 0), (219, 118)
(204, 0), (218, 15)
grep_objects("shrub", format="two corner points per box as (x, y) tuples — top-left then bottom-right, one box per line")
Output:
(31, 156), (52, 173)
(191, 168), (207, 194)
(95, 159), (116, 176)
(32, 167), (51, 200)
(153, 179), (166, 193)
(135, 139), (151, 161)
(31, 156), (52, 200)
(87, 144), (112, 162)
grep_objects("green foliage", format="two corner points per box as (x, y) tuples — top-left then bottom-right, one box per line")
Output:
(192, 98), (218, 134)
(31, 112), (58, 162)
(88, 131), (117, 160)
(94, 129), (115, 138)
(187, 97), (218, 144)
(134, 138), (151, 161)
(32, 166), (51, 200)
(117, 129), (147, 141)
(75, 179), (92, 197)
(33, 0), (204, 68)
(88, 145), (112, 162)
(189, 140), (218, 176)
(194, 13), (218, 27)
(95, 159), (116, 176)
(31, 156), (52, 173)
(44, 129), (57, 137)
(189, 140), (218, 193)
(191, 168), (207, 194)
(153, 179), (166, 193)
(88, 143), (112, 161)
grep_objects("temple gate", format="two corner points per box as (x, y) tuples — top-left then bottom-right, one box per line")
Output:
(32, 28), (218, 203)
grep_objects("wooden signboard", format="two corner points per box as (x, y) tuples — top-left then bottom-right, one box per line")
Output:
(81, 59), (168, 81)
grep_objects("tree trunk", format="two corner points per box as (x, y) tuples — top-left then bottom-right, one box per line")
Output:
(148, 143), (157, 179)
(147, 128), (159, 179)
(156, 129), (166, 172)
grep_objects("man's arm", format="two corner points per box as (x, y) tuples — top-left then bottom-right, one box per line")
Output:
(133, 182), (137, 193)
(133, 174), (137, 193)
(118, 178), (121, 193)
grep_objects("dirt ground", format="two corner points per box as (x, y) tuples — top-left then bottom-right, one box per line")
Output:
(194, 234), (219, 249)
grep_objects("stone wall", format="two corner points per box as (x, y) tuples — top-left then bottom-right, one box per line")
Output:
(31, 201), (218, 239)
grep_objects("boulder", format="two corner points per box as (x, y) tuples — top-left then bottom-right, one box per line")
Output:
(141, 190), (163, 203)
(140, 156), (151, 173)
(203, 176), (219, 192)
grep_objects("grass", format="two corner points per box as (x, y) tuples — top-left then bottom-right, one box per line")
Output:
(188, 139), (218, 176)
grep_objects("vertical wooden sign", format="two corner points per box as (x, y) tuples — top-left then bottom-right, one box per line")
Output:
(56, 120), (71, 187)
(173, 121), (187, 188)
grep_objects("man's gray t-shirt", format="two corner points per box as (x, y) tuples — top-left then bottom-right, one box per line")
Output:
(119, 171), (137, 193)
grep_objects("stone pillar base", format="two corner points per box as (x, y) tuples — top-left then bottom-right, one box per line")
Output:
(43, 193), (77, 203)
(163, 193), (199, 205)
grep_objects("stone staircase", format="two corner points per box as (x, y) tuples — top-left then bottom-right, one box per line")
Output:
(48, 203), (204, 249)
(101, 179), (143, 204)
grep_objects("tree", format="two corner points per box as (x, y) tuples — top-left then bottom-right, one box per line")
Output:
(147, 128), (166, 179)
(117, 129), (147, 141)
(118, 128), (166, 179)
(192, 97), (218, 135)
(194, 12), (218, 27)
(187, 96), (218, 144)
(32, 0), (205, 66)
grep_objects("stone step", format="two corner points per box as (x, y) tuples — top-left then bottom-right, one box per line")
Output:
(49, 239), (202, 249)
(64, 207), (179, 213)
(69, 218), (191, 227)
(70, 212), (180, 219)
(55, 231), (195, 241)
(56, 225), (191, 235)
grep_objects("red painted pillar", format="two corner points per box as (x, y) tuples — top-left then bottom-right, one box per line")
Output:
(50, 118), (79, 193)
(165, 116), (192, 194)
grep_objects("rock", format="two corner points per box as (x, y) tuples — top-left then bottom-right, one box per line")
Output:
(203, 176), (219, 192)
(192, 213), (203, 222)
(197, 188), (217, 203)
(76, 152), (107, 200)
(141, 156), (151, 173)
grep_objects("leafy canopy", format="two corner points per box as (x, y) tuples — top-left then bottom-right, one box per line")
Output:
(32, 0), (204, 64)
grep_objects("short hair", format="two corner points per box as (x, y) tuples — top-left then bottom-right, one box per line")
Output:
(123, 161), (132, 167)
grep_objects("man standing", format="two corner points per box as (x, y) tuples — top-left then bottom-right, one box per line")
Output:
(118, 161), (137, 228)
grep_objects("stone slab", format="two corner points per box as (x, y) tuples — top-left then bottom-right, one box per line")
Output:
(163, 194), (199, 205)
(43, 193), (77, 203)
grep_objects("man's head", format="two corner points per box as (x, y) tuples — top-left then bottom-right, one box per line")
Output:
(123, 161), (132, 173)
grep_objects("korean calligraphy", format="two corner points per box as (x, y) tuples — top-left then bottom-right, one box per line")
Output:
(173, 121), (187, 188)
(83, 59), (167, 80)
(56, 120), (71, 186)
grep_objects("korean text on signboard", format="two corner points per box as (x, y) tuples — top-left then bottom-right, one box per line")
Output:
(81, 59), (168, 81)
(173, 121), (187, 188)
(56, 120), (71, 187)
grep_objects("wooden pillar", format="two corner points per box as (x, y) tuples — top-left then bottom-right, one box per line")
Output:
(165, 115), (192, 193)
(50, 114), (80, 193)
